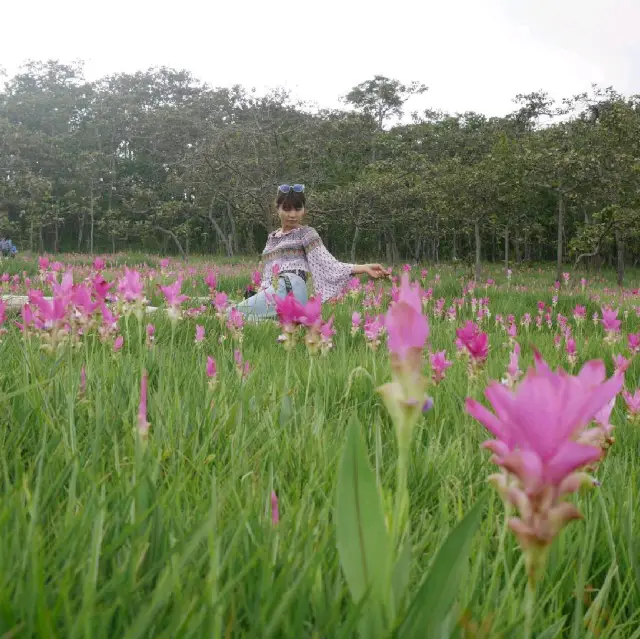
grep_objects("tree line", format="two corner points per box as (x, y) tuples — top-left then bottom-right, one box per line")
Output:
(1, 60), (639, 282)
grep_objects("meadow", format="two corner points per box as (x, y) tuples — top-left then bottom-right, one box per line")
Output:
(0, 253), (639, 638)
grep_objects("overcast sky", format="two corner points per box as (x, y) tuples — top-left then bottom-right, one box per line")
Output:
(2, 0), (639, 118)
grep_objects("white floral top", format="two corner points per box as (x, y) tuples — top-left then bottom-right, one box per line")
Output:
(260, 226), (353, 302)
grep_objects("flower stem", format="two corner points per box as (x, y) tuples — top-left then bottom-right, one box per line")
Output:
(304, 356), (314, 408)
(524, 580), (537, 639)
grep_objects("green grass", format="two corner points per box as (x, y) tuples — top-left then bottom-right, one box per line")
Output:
(1, 261), (639, 637)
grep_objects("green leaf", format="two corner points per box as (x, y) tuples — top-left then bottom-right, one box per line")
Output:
(537, 616), (568, 639)
(398, 493), (487, 639)
(335, 417), (390, 607)
(392, 541), (412, 613)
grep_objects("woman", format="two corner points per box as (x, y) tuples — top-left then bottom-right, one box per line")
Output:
(234, 184), (389, 320)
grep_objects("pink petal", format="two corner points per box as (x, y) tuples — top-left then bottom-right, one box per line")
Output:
(545, 441), (602, 485)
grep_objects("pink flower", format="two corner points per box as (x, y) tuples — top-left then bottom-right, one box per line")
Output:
(234, 350), (251, 380)
(213, 291), (228, 313)
(628, 332), (640, 355)
(402, 264), (412, 273)
(160, 277), (188, 316)
(206, 356), (217, 380)
(195, 325), (205, 343)
(138, 370), (150, 439)
(113, 335), (124, 352)
(613, 353), (631, 374)
(573, 305), (586, 322)
(504, 344), (523, 387)
(275, 293), (305, 329)
(160, 258), (170, 269)
(251, 270), (262, 287)
(430, 350), (452, 384)
(299, 297), (322, 328)
(93, 257), (105, 271)
(623, 389), (640, 417)
(38, 256), (49, 271)
(364, 314), (384, 348)
(205, 270), (217, 291)
(0, 299), (6, 327)
(351, 311), (362, 335)
(601, 307), (621, 334)
(271, 490), (280, 525)
(385, 274), (429, 361)
(466, 357), (623, 580)
(456, 321), (489, 363)
(118, 267), (144, 304)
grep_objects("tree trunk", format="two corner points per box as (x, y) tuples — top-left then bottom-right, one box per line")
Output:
(207, 200), (234, 257)
(90, 182), (94, 255)
(504, 227), (509, 269)
(452, 230), (457, 261)
(474, 218), (482, 280)
(30, 220), (34, 253)
(515, 238), (521, 264)
(615, 228), (624, 286)
(413, 235), (422, 262)
(350, 224), (360, 263)
(555, 191), (564, 282)
(154, 225), (188, 262)
(54, 218), (59, 253)
(225, 201), (238, 253)
(78, 210), (86, 250)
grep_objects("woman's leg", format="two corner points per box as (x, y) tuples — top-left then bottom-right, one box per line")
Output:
(233, 274), (308, 321)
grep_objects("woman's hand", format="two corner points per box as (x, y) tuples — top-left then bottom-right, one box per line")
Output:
(354, 263), (391, 279)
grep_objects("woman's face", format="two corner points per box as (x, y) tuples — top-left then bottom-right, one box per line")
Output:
(278, 203), (305, 231)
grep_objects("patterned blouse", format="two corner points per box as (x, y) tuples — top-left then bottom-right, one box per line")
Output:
(260, 226), (354, 302)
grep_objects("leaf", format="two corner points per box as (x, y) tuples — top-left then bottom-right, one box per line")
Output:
(398, 493), (487, 639)
(392, 541), (412, 613)
(537, 616), (568, 639)
(335, 417), (390, 607)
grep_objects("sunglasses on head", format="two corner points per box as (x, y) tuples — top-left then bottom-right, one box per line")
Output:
(278, 184), (305, 194)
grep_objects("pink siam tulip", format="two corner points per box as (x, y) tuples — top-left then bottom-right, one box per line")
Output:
(580, 278), (587, 291)
(118, 267), (145, 305)
(160, 277), (189, 323)
(271, 263), (281, 289)
(251, 270), (262, 288)
(623, 388), (640, 422)
(351, 311), (362, 335)
(573, 305), (586, 324)
(38, 256), (49, 272)
(503, 344), (523, 388)
(204, 270), (218, 293)
(146, 323), (155, 347)
(613, 353), (631, 375)
(430, 350), (452, 384)
(627, 331), (640, 355)
(378, 274), (430, 450)
(275, 293), (306, 350)
(466, 356), (623, 586)
(113, 335), (124, 352)
(137, 370), (150, 441)
(206, 356), (218, 389)
(601, 306), (621, 342)
(562, 272), (570, 286)
(566, 338), (577, 368)
(456, 321), (489, 371)
(213, 291), (229, 318)
(227, 307), (245, 340)
(318, 317), (336, 355)
(195, 325), (205, 344)
(363, 314), (385, 350)
(234, 350), (251, 381)
(93, 257), (105, 271)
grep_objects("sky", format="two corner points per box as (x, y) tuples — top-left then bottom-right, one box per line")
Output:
(2, 0), (639, 119)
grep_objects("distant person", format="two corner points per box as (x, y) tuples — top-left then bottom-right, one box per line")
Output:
(0, 238), (17, 257)
(232, 184), (389, 320)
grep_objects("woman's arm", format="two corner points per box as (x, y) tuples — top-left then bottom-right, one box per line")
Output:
(351, 264), (391, 279)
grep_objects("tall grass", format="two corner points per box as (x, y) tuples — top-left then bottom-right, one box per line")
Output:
(0, 263), (639, 637)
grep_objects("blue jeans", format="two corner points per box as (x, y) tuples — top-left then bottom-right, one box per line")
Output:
(233, 273), (308, 321)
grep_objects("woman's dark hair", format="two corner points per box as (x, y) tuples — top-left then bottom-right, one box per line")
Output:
(275, 189), (306, 211)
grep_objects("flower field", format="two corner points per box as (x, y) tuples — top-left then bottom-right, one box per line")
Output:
(1, 254), (640, 638)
